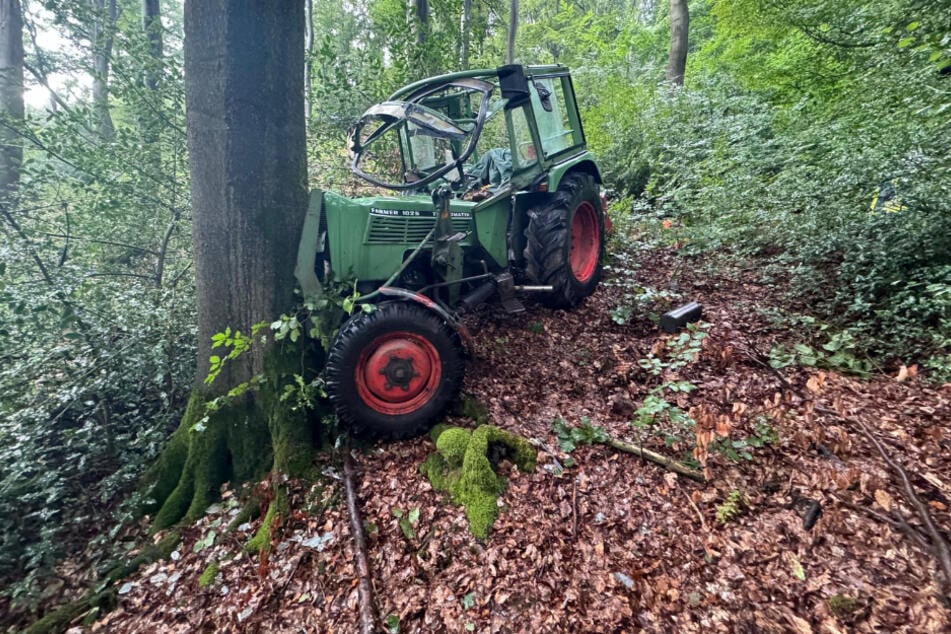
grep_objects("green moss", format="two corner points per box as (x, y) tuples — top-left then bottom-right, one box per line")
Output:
(827, 594), (860, 616)
(24, 591), (115, 634)
(458, 396), (490, 426)
(422, 425), (537, 538)
(436, 427), (473, 464)
(198, 561), (220, 588)
(148, 343), (321, 532)
(429, 423), (451, 442)
(26, 531), (180, 634)
(246, 486), (290, 554)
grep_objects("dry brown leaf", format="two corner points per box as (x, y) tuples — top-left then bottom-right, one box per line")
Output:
(874, 489), (893, 512)
(716, 416), (731, 437)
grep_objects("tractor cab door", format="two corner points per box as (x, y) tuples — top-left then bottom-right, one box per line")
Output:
(526, 72), (586, 163)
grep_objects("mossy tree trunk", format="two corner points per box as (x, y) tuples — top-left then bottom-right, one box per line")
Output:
(146, 0), (318, 532)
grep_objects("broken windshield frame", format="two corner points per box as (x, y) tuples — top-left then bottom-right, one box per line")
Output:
(348, 78), (495, 191)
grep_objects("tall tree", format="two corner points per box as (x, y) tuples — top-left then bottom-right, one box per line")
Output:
(90, 0), (117, 139)
(459, 0), (471, 68)
(141, 0), (163, 91)
(415, 0), (429, 46)
(148, 0), (316, 532)
(507, 0), (518, 64)
(666, 0), (688, 85)
(0, 0), (22, 198)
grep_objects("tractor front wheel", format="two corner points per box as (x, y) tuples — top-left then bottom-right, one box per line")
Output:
(524, 172), (604, 308)
(325, 302), (465, 439)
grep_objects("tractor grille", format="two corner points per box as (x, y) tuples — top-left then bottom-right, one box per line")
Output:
(365, 214), (471, 245)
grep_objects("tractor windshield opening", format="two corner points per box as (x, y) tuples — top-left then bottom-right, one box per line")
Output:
(348, 78), (494, 191)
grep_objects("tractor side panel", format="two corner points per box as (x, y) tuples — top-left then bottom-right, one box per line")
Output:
(472, 196), (511, 268)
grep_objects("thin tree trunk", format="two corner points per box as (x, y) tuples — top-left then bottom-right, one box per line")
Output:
(91, 0), (117, 140)
(666, 0), (688, 85)
(459, 0), (471, 69)
(304, 0), (314, 121)
(415, 0), (429, 46)
(507, 0), (518, 65)
(0, 0), (23, 199)
(142, 0), (163, 91)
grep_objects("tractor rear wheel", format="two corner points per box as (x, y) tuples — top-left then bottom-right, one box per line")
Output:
(325, 302), (464, 439)
(524, 172), (604, 308)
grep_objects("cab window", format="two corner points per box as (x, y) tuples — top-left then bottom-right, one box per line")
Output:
(529, 76), (582, 158)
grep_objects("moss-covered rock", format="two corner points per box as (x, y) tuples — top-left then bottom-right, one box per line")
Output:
(420, 425), (536, 538)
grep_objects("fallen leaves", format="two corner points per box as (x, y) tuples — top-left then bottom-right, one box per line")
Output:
(74, 247), (950, 634)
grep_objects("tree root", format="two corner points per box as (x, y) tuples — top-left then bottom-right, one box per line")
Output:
(24, 531), (180, 634)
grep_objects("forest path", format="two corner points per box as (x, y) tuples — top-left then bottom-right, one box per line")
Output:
(98, 243), (950, 633)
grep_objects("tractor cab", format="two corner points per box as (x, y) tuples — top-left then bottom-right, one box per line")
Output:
(347, 65), (588, 199)
(309, 65), (606, 439)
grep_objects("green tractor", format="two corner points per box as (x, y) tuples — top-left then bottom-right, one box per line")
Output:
(297, 64), (606, 439)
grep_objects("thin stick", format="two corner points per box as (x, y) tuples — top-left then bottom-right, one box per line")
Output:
(341, 448), (376, 634)
(832, 495), (931, 552)
(571, 480), (579, 538)
(815, 404), (951, 600)
(854, 417), (951, 599)
(681, 485), (708, 532)
(601, 436), (705, 482)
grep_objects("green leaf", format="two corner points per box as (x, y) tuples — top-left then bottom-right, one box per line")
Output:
(408, 507), (420, 524)
(384, 614), (400, 633)
(790, 555), (806, 581)
(897, 36), (915, 48)
(461, 592), (476, 610)
(905, 21), (920, 31)
(398, 517), (415, 540)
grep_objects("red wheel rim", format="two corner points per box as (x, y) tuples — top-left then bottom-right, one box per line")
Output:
(355, 331), (442, 415)
(569, 201), (600, 283)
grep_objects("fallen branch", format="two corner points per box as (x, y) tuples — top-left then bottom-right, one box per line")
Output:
(341, 448), (377, 634)
(832, 494), (932, 552)
(815, 403), (951, 602)
(853, 417), (951, 600)
(600, 436), (705, 482)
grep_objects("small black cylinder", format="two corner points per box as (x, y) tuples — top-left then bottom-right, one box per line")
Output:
(660, 301), (703, 333)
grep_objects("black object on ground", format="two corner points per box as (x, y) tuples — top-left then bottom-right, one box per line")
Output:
(660, 301), (703, 333)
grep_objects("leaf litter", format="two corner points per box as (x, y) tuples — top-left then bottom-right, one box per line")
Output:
(86, 245), (951, 633)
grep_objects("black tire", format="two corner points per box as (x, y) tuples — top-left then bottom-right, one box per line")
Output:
(325, 302), (464, 439)
(524, 172), (605, 308)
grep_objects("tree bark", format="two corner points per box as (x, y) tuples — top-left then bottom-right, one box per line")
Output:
(91, 0), (117, 140)
(666, 0), (688, 85)
(459, 0), (471, 69)
(304, 0), (314, 120)
(507, 0), (518, 65)
(0, 0), (23, 199)
(141, 0), (163, 91)
(148, 0), (317, 531)
(415, 0), (429, 46)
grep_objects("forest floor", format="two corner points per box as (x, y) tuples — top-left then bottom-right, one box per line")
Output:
(70, 231), (950, 633)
